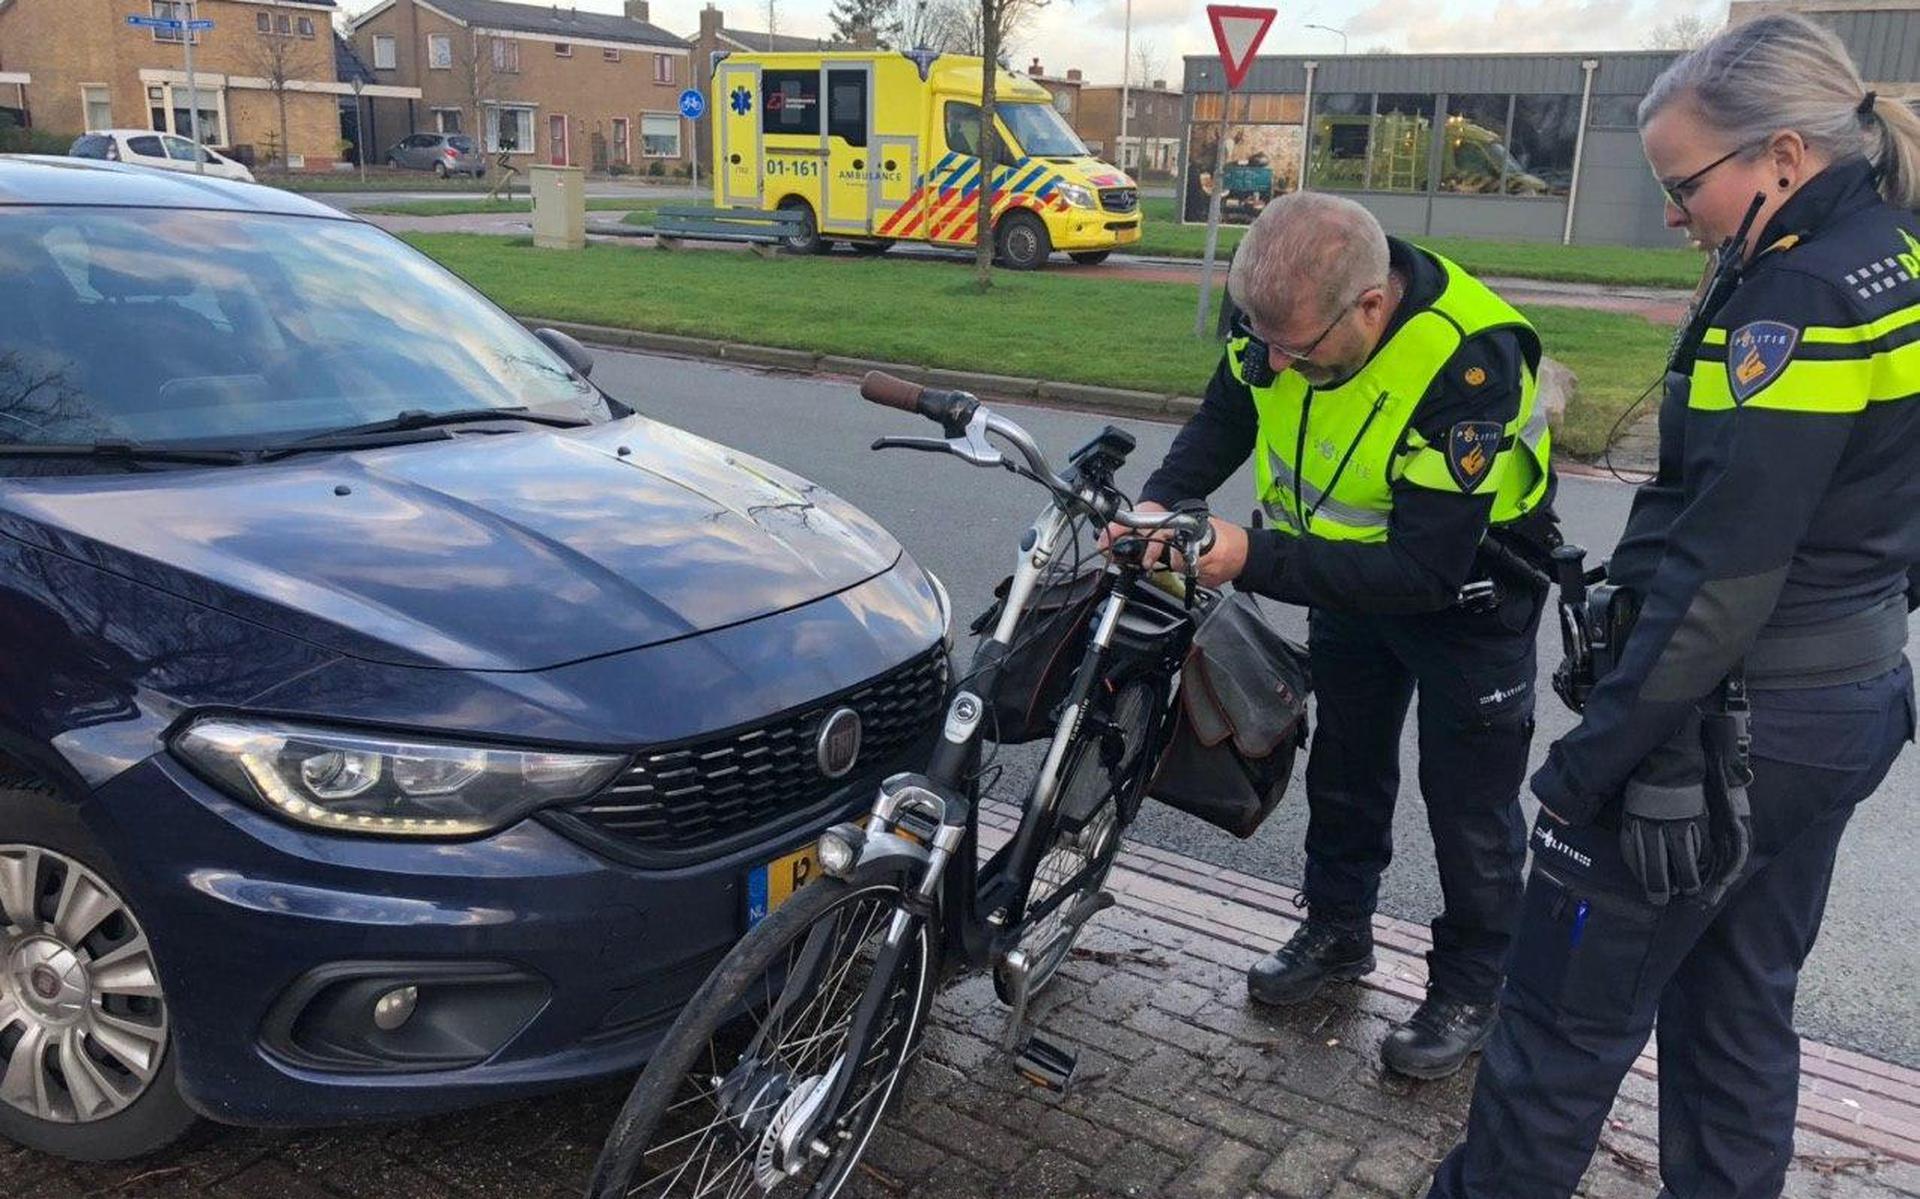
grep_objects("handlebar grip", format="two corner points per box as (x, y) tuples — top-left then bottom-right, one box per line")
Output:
(1552, 544), (1589, 607)
(859, 371), (927, 414)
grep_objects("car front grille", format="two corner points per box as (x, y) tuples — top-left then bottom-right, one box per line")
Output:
(562, 649), (948, 858)
(1100, 188), (1139, 214)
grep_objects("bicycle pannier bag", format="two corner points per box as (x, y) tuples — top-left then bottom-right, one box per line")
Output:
(1149, 593), (1310, 838)
(969, 566), (1107, 743)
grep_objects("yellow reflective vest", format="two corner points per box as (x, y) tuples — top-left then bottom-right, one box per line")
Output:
(1228, 250), (1552, 544)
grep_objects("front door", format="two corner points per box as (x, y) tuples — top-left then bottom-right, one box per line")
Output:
(549, 114), (569, 166)
(718, 62), (762, 207)
(822, 65), (872, 234)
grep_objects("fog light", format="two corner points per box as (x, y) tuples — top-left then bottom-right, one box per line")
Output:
(372, 985), (418, 1031)
(817, 825), (865, 879)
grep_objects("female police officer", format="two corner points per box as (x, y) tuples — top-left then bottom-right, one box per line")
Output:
(1428, 14), (1920, 1198)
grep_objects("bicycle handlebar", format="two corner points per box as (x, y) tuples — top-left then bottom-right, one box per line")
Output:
(859, 371), (975, 427)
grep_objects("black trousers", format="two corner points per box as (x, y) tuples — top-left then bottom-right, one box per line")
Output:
(1301, 595), (1540, 1005)
(1428, 661), (1916, 1199)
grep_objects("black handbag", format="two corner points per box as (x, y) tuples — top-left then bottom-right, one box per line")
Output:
(1148, 593), (1311, 838)
(968, 566), (1108, 743)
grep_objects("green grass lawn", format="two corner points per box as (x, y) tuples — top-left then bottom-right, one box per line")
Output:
(1132, 198), (1702, 289)
(359, 198), (662, 216)
(407, 233), (1666, 457)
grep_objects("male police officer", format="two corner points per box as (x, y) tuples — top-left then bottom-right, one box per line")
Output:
(1134, 192), (1557, 1078)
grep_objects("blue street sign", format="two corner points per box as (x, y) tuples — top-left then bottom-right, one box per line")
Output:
(678, 88), (707, 121)
(125, 14), (183, 28)
(185, 18), (214, 29)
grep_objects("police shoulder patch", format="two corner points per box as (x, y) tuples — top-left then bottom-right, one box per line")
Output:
(1726, 320), (1800, 403)
(1446, 421), (1504, 494)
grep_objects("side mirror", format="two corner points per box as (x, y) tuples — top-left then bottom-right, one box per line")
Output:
(534, 327), (595, 380)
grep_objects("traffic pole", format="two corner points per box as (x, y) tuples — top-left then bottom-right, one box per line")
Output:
(1193, 81), (1234, 337)
(183, 18), (204, 173)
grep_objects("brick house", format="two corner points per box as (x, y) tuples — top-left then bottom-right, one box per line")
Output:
(1024, 59), (1083, 131)
(1077, 80), (1182, 177)
(683, 4), (849, 177)
(0, 0), (419, 169)
(349, 0), (693, 175)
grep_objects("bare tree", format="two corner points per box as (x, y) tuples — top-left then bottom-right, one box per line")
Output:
(1644, 13), (1715, 50)
(1130, 37), (1166, 88)
(458, 31), (513, 152)
(895, 0), (980, 52)
(245, 28), (298, 174)
(972, 0), (1049, 288)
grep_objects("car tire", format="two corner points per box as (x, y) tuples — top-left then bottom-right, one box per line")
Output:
(995, 211), (1051, 271)
(433, 162), (450, 179)
(778, 199), (827, 255)
(0, 782), (196, 1162)
(1068, 250), (1112, 266)
(387, 156), (402, 169)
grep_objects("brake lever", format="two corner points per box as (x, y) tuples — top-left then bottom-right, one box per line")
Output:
(870, 435), (952, 454)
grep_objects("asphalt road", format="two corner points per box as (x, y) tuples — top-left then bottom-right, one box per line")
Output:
(592, 347), (1919, 1067)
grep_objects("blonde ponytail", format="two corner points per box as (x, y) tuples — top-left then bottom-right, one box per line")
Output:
(1641, 13), (1920, 210)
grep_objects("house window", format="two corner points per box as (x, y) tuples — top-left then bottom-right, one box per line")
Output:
(146, 82), (222, 144)
(275, 13), (292, 34)
(429, 33), (453, 69)
(255, 12), (270, 32)
(641, 112), (680, 158)
(150, 1), (197, 44)
(653, 54), (673, 84)
(486, 105), (534, 153)
(611, 117), (630, 165)
(491, 38), (520, 73)
(298, 16), (315, 37)
(554, 42), (572, 57)
(373, 34), (397, 70)
(82, 85), (112, 131)
(603, 48), (621, 63)
(1053, 91), (1072, 116)
(433, 108), (463, 134)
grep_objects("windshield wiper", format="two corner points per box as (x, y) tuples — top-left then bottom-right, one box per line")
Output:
(258, 407), (592, 460)
(0, 440), (250, 466)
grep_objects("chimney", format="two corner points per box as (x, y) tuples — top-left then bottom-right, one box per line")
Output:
(1028, 57), (1044, 76)
(1066, 68), (1082, 82)
(698, 3), (722, 38)
(1151, 78), (1165, 90)
(624, 0), (650, 22)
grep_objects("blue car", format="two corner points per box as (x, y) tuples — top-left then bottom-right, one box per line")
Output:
(0, 157), (949, 1161)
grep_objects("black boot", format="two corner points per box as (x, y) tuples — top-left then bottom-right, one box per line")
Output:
(1246, 920), (1375, 1007)
(1381, 993), (1498, 1079)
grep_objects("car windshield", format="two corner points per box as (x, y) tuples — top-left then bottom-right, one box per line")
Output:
(0, 207), (605, 450)
(999, 103), (1087, 158)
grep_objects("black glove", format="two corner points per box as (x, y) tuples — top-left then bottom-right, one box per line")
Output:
(1617, 721), (1711, 906)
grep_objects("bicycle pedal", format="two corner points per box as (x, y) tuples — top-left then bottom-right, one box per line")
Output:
(1013, 1034), (1078, 1095)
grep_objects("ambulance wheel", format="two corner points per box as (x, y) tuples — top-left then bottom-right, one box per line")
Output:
(995, 212), (1051, 271)
(1069, 250), (1112, 266)
(850, 239), (894, 257)
(779, 200), (827, 255)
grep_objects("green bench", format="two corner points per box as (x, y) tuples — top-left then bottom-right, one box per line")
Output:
(627, 206), (808, 257)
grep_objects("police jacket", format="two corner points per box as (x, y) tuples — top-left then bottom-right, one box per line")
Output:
(1534, 157), (1920, 826)
(1142, 237), (1555, 614)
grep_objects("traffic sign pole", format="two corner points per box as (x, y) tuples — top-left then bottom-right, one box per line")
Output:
(184, 21), (203, 174)
(678, 87), (707, 199)
(1195, 5), (1277, 337)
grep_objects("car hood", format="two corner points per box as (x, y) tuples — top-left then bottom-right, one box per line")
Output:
(1052, 160), (1136, 191)
(0, 416), (906, 671)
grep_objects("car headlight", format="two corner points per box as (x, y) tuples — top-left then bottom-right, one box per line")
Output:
(172, 717), (627, 838)
(1055, 183), (1096, 210)
(924, 568), (953, 645)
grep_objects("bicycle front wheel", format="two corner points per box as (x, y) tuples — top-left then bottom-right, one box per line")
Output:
(589, 862), (938, 1199)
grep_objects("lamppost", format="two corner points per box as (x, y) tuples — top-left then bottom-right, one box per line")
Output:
(1118, 0), (1132, 173)
(1305, 22), (1347, 54)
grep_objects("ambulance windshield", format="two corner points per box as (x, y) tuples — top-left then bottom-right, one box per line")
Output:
(1000, 103), (1089, 157)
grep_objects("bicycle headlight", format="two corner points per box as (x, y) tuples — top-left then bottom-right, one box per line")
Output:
(1055, 183), (1097, 210)
(173, 717), (627, 838)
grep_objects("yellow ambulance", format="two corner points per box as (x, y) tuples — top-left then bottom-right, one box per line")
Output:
(710, 50), (1142, 268)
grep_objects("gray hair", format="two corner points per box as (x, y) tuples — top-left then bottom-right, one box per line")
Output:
(1640, 12), (1920, 210)
(1227, 192), (1391, 332)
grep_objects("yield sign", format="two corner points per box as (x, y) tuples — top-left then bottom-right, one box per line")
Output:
(1207, 5), (1277, 90)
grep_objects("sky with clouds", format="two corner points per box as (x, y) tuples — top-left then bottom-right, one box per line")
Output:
(335, 1), (1730, 88)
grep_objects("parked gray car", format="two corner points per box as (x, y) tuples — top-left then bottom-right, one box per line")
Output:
(386, 132), (486, 177)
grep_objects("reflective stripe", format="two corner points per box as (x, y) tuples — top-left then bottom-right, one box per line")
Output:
(1264, 448), (1393, 529)
(1691, 355), (1876, 413)
(1518, 399), (1550, 450)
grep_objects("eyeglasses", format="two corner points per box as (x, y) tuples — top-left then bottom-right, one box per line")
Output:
(1262, 292), (1366, 364)
(1661, 139), (1763, 217)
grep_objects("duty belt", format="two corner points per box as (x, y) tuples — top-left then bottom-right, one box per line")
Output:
(1747, 595), (1911, 690)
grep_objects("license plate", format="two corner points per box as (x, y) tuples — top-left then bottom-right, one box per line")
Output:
(746, 841), (826, 929)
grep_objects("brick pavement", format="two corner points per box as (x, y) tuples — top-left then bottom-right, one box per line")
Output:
(11, 802), (1920, 1199)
